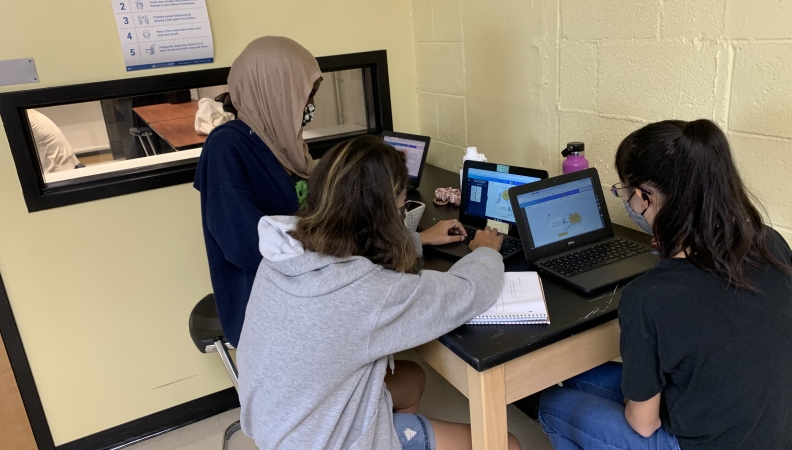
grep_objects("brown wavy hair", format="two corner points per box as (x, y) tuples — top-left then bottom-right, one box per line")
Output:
(289, 135), (416, 272)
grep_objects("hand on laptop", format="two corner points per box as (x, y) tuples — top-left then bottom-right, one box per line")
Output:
(419, 220), (468, 246)
(470, 226), (503, 252)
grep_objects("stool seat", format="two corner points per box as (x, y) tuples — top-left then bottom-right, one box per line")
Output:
(189, 294), (234, 353)
(188, 293), (241, 449)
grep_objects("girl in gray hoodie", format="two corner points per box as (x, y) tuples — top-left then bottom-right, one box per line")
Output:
(237, 135), (521, 450)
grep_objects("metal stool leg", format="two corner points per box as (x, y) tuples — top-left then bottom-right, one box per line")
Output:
(136, 136), (151, 156)
(145, 133), (158, 155)
(222, 420), (242, 450)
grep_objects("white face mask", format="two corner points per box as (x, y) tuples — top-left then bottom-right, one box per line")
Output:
(623, 192), (653, 235)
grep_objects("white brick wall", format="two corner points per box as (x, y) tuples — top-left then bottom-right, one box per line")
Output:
(410, 0), (792, 242)
(559, 0), (792, 241)
(411, 0), (469, 171)
(410, 0), (558, 173)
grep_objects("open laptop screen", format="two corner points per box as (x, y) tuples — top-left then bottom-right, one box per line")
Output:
(382, 136), (426, 178)
(516, 177), (606, 248)
(465, 168), (542, 224)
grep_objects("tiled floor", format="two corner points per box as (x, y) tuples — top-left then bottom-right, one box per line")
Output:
(130, 350), (554, 450)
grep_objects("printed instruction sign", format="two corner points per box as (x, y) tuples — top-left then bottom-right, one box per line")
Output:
(111, 0), (214, 71)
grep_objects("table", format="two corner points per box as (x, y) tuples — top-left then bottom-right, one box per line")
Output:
(132, 101), (207, 150)
(408, 165), (651, 449)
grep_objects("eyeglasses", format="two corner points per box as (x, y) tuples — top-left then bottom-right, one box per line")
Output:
(610, 183), (653, 200)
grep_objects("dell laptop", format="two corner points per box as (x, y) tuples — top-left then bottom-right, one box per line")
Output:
(509, 168), (658, 294)
(382, 131), (431, 190)
(432, 160), (548, 260)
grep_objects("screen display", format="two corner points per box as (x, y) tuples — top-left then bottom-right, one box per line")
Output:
(516, 177), (605, 248)
(383, 136), (426, 177)
(465, 168), (541, 224)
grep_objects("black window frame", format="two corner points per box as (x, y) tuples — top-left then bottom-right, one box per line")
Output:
(0, 50), (392, 212)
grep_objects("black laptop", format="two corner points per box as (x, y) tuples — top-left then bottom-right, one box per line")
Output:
(432, 160), (548, 260)
(508, 168), (658, 294)
(382, 131), (431, 190)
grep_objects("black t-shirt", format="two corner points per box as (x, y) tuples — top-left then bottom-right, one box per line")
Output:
(619, 227), (792, 450)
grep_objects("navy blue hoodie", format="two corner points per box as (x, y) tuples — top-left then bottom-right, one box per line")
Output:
(194, 120), (299, 346)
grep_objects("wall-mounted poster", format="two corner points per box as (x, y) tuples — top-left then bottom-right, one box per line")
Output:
(111, 0), (214, 71)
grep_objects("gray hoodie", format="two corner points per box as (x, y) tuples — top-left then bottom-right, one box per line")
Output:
(237, 216), (504, 450)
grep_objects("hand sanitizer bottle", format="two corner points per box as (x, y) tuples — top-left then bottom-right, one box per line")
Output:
(461, 147), (487, 186)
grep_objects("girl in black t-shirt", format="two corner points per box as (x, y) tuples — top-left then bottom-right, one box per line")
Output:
(538, 119), (792, 450)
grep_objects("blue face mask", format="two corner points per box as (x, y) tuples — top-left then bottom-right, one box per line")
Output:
(623, 197), (653, 235)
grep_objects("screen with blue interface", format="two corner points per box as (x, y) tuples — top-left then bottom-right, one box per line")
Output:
(516, 177), (605, 248)
(383, 136), (426, 177)
(465, 168), (541, 224)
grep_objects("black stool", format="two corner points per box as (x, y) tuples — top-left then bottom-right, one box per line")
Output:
(188, 294), (241, 449)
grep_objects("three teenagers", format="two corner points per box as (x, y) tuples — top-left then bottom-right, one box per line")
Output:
(195, 35), (791, 450)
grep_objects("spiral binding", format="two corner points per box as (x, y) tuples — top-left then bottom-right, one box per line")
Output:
(468, 314), (549, 325)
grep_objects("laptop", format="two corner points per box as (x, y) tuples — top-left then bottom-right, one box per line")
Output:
(432, 160), (548, 260)
(509, 168), (658, 294)
(382, 131), (431, 190)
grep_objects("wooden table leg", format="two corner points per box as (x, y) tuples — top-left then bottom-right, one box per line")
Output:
(467, 364), (508, 450)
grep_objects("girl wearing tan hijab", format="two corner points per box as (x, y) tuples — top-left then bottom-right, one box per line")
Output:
(194, 36), (323, 348)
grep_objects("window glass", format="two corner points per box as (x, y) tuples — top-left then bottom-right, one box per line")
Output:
(28, 69), (368, 187)
(27, 85), (227, 186)
(303, 69), (368, 140)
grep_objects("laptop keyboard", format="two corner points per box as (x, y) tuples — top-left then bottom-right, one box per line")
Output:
(462, 226), (523, 257)
(540, 238), (650, 277)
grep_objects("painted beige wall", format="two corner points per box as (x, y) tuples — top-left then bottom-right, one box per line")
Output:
(0, 0), (418, 444)
(412, 0), (559, 173)
(411, 0), (791, 242)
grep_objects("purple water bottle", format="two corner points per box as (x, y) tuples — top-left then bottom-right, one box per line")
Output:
(561, 142), (589, 174)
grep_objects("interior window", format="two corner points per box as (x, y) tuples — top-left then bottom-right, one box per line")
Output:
(1, 50), (391, 211)
(27, 85), (227, 187)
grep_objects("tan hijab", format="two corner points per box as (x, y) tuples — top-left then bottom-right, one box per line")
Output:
(228, 36), (322, 179)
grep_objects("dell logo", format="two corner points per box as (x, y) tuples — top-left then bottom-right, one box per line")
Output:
(568, 240), (575, 245)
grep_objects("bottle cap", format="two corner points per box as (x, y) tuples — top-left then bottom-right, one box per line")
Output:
(465, 147), (479, 157)
(561, 142), (585, 157)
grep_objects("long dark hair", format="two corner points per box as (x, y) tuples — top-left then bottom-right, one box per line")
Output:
(615, 119), (789, 290)
(289, 135), (416, 272)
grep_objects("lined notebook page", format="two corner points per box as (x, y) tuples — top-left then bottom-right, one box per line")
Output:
(467, 272), (550, 325)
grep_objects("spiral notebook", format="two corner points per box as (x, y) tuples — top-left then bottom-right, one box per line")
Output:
(467, 272), (550, 325)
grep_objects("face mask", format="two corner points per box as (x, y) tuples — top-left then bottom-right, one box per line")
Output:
(623, 198), (653, 235)
(302, 103), (316, 127)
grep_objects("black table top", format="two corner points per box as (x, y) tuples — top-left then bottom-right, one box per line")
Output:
(408, 165), (653, 372)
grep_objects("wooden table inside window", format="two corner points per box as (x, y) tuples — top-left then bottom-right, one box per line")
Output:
(409, 165), (649, 450)
(132, 101), (207, 150)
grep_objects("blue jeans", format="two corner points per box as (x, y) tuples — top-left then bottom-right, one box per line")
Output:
(539, 362), (680, 450)
(393, 413), (436, 450)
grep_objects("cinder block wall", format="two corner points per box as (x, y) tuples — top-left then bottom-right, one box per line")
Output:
(411, 0), (792, 241)
(411, 0), (559, 174)
(411, 0), (470, 170)
(559, 0), (792, 240)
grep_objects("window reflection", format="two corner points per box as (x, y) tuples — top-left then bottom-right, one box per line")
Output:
(27, 86), (227, 185)
(303, 69), (368, 140)
(26, 69), (369, 186)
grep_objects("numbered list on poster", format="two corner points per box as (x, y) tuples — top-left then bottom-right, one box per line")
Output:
(111, 0), (214, 71)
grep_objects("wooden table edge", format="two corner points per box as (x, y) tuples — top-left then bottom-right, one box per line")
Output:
(414, 319), (622, 449)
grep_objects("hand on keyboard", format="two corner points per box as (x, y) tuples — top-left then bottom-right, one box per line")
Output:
(469, 226), (503, 253)
(419, 219), (468, 246)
